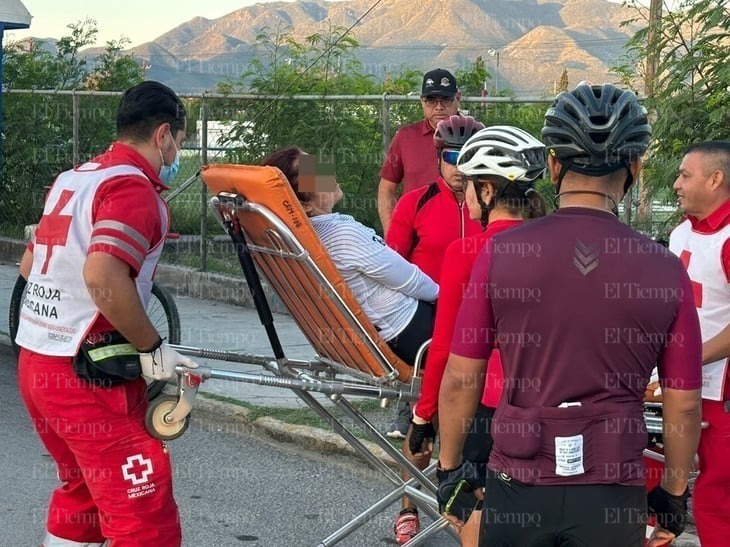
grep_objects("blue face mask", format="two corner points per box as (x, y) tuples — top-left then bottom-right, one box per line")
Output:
(159, 136), (180, 184)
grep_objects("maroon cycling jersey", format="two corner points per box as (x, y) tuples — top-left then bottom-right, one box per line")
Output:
(452, 207), (702, 486)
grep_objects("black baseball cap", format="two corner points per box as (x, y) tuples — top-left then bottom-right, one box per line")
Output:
(421, 68), (458, 97)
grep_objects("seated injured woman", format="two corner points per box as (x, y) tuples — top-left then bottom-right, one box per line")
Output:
(260, 146), (437, 366)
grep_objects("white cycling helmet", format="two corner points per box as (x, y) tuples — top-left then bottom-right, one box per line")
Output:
(457, 125), (546, 182)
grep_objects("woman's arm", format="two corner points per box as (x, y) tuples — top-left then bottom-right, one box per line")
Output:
(358, 237), (438, 301)
(415, 241), (472, 422)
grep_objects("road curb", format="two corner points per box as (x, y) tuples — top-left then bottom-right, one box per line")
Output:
(0, 236), (25, 263)
(193, 395), (399, 470)
(0, 236), (290, 315)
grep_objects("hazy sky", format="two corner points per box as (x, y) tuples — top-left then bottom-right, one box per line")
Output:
(6, 0), (665, 49)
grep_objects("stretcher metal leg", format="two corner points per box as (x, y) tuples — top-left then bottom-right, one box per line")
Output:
(318, 462), (454, 547)
(316, 472), (424, 546)
(333, 397), (437, 495)
(327, 398), (457, 544)
(402, 517), (455, 547)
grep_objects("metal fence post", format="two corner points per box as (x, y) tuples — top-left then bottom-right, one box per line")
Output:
(622, 192), (632, 226)
(381, 92), (390, 160)
(199, 94), (209, 272)
(72, 91), (79, 166)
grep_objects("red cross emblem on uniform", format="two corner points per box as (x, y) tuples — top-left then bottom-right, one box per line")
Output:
(34, 189), (75, 274)
(121, 454), (154, 485)
(679, 249), (703, 307)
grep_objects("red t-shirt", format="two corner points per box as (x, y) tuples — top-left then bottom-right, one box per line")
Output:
(385, 177), (482, 283)
(379, 119), (439, 194)
(414, 219), (523, 422)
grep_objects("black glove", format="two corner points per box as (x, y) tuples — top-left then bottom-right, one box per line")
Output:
(436, 460), (484, 514)
(647, 485), (690, 536)
(409, 420), (435, 455)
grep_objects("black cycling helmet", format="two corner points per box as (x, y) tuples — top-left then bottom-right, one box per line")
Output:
(434, 115), (485, 150)
(542, 83), (651, 175)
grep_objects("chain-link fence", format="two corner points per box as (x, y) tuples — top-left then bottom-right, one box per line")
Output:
(1, 90), (673, 271)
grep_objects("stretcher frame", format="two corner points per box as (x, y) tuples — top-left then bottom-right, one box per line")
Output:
(165, 164), (458, 546)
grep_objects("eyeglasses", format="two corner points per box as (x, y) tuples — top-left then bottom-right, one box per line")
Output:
(422, 96), (455, 107)
(441, 149), (460, 165)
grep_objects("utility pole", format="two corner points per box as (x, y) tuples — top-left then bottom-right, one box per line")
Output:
(488, 49), (500, 94)
(645, 0), (662, 99)
(636, 0), (663, 227)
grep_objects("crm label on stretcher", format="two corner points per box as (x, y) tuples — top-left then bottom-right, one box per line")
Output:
(555, 434), (585, 476)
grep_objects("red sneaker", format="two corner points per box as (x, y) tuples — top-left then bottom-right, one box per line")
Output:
(393, 508), (420, 545)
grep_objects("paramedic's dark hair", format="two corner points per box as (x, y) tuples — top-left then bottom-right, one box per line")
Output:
(116, 81), (186, 142)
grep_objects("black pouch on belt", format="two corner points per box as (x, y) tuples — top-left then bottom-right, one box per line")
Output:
(73, 332), (142, 385)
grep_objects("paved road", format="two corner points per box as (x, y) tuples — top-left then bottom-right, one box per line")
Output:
(0, 344), (453, 547)
(0, 261), (702, 546)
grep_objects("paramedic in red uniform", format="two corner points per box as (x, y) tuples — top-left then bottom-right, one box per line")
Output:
(15, 81), (199, 547)
(406, 126), (547, 547)
(669, 140), (730, 547)
(378, 68), (461, 233)
(437, 83), (703, 546)
(385, 115), (484, 284)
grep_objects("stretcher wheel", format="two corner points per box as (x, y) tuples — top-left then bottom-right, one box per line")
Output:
(145, 395), (190, 441)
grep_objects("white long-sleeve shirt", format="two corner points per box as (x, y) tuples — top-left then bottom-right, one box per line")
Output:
(310, 213), (438, 341)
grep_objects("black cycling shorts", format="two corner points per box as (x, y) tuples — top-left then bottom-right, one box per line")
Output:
(480, 471), (646, 547)
(387, 300), (435, 366)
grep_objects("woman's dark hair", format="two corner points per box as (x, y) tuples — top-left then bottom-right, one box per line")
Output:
(259, 146), (315, 203)
(478, 176), (547, 220)
(116, 81), (186, 142)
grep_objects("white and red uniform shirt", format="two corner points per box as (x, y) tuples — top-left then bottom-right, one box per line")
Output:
(16, 142), (169, 356)
(669, 199), (730, 400)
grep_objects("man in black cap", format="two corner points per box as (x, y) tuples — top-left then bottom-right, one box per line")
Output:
(378, 68), (461, 233)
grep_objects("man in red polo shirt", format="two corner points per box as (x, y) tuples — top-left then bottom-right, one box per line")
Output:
(378, 68), (461, 233)
(669, 140), (730, 547)
(15, 81), (199, 546)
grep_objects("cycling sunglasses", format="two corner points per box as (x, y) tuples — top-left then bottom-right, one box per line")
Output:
(441, 149), (460, 165)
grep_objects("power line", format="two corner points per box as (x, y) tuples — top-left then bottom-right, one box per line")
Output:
(243, 0), (385, 133)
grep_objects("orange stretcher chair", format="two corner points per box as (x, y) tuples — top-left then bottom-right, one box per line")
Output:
(145, 164), (457, 546)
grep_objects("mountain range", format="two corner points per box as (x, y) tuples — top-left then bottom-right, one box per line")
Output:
(77, 0), (650, 94)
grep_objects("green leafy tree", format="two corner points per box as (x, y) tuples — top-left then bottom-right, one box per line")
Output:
(617, 0), (730, 235)
(86, 37), (143, 91)
(211, 27), (556, 231)
(1, 21), (147, 234)
(455, 56), (490, 97)
(80, 37), (145, 165)
(55, 18), (99, 89)
(217, 24), (388, 228)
